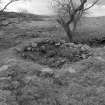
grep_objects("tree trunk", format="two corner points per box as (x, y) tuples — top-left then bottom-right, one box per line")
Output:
(63, 24), (73, 42)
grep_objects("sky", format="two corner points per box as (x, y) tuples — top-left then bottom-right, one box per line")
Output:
(4, 0), (52, 15)
(2, 0), (105, 17)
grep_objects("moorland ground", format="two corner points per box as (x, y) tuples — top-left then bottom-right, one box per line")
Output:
(0, 12), (105, 105)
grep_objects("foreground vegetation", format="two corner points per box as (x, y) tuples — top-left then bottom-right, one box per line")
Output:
(1, 44), (105, 105)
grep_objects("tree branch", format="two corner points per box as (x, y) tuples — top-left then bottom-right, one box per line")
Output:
(57, 16), (66, 26)
(1, 0), (20, 12)
(83, 0), (99, 11)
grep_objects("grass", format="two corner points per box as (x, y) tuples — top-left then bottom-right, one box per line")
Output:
(1, 56), (105, 105)
(0, 12), (105, 105)
(1, 12), (105, 48)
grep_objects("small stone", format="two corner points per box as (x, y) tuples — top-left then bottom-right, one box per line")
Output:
(27, 47), (32, 51)
(41, 46), (46, 50)
(60, 40), (66, 43)
(81, 46), (86, 51)
(64, 43), (71, 47)
(55, 42), (61, 46)
(82, 54), (87, 59)
(15, 47), (21, 52)
(82, 44), (90, 50)
(41, 67), (53, 73)
(78, 44), (83, 48)
(31, 43), (37, 47)
(61, 65), (76, 74)
(95, 56), (105, 62)
(67, 67), (76, 73)
(96, 86), (105, 93)
(47, 51), (56, 57)
(70, 43), (74, 45)
(40, 46), (46, 53)
(0, 65), (10, 72)
(11, 81), (20, 89)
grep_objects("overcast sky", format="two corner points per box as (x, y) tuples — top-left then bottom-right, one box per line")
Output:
(3, 0), (105, 17)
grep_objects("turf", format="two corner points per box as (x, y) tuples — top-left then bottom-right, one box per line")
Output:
(0, 12), (105, 105)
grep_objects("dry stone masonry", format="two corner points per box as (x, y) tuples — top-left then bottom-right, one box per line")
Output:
(17, 39), (93, 68)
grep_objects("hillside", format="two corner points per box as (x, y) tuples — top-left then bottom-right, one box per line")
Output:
(0, 11), (50, 21)
(68, 16), (105, 45)
(79, 16), (105, 29)
(0, 12), (105, 105)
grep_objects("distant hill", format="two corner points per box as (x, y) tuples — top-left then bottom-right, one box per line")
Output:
(73, 16), (105, 43)
(73, 16), (105, 37)
(79, 16), (105, 29)
(0, 11), (50, 21)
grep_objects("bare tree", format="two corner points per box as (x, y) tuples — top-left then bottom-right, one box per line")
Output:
(52, 0), (99, 42)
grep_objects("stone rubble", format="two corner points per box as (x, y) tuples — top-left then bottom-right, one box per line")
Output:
(17, 39), (93, 68)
